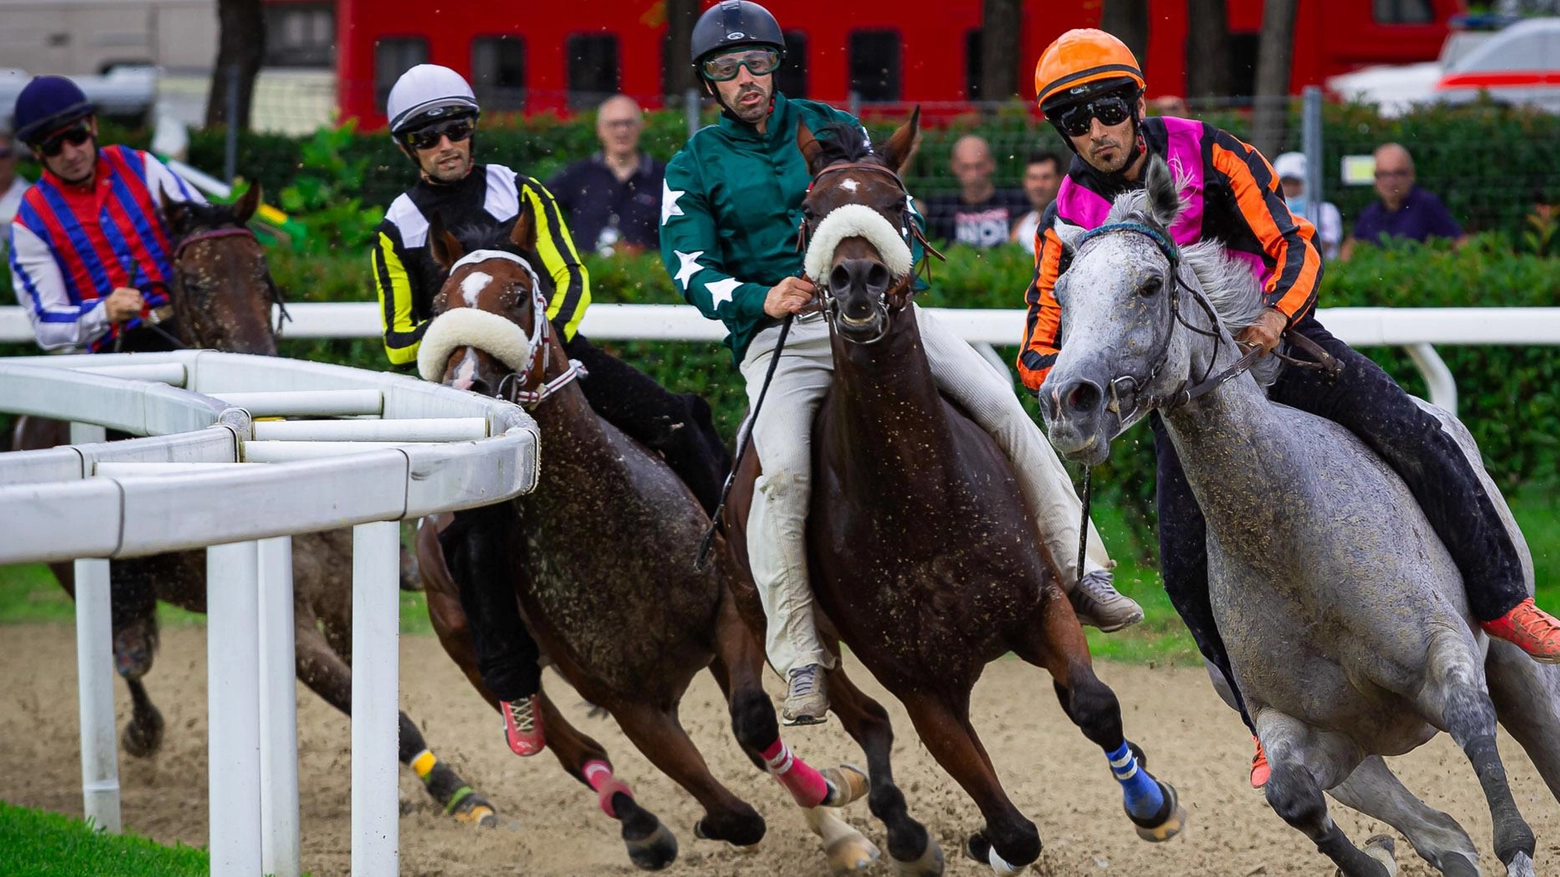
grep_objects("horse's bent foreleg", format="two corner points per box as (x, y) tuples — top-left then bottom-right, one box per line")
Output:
(1259, 713), (1394, 877)
(899, 690), (1036, 875)
(534, 693), (677, 871)
(1430, 644), (1536, 876)
(826, 659), (939, 875)
(292, 618), (494, 825)
(610, 700), (765, 849)
(1486, 639), (1560, 804)
(1329, 755), (1479, 877)
(1017, 591), (1184, 842)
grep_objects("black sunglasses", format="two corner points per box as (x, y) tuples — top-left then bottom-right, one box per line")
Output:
(37, 123), (93, 159)
(1048, 94), (1135, 138)
(403, 116), (476, 151)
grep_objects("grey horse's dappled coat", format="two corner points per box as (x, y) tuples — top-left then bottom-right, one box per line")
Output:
(1040, 155), (1560, 877)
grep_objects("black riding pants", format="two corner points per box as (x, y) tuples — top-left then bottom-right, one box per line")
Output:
(1155, 313), (1528, 732)
(446, 332), (733, 700)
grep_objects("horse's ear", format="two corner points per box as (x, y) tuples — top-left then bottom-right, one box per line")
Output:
(796, 120), (824, 175)
(233, 183), (261, 226)
(509, 199), (537, 252)
(881, 106), (922, 174)
(428, 211), (463, 270)
(1144, 154), (1181, 229)
(1053, 219), (1085, 254)
(159, 189), (185, 229)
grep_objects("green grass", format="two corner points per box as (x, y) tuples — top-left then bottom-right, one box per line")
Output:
(0, 800), (208, 877)
(0, 488), (1554, 666)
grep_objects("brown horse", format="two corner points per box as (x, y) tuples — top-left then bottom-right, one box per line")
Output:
(722, 114), (1186, 875)
(414, 208), (878, 872)
(9, 185), (495, 825)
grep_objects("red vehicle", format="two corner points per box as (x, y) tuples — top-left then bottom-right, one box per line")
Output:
(334, 0), (1466, 126)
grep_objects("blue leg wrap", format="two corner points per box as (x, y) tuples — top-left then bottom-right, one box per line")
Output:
(1107, 742), (1164, 819)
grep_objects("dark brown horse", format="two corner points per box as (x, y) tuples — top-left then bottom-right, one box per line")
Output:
(722, 114), (1186, 875)
(9, 185), (494, 825)
(414, 208), (878, 872)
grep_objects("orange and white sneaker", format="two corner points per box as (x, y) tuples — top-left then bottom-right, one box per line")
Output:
(501, 695), (545, 757)
(1249, 736), (1271, 790)
(1481, 598), (1560, 664)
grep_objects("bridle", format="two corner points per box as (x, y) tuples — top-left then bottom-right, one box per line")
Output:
(797, 161), (944, 346)
(168, 225), (292, 341)
(445, 249), (587, 409)
(1074, 221), (1267, 426)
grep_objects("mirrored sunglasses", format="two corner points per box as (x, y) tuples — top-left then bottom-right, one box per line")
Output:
(38, 123), (93, 159)
(404, 116), (476, 151)
(1048, 94), (1134, 138)
(702, 47), (782, 82)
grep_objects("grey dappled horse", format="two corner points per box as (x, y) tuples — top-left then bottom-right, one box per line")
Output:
(1038, 155), (1560, 877)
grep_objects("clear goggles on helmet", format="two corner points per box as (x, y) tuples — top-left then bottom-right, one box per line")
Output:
(402, 115), (476, 151)
(1047, 91), (1136, 138)
(701, 46), (782, 82)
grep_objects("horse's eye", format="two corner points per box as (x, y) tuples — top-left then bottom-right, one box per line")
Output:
(1139, 275), (1163, 297)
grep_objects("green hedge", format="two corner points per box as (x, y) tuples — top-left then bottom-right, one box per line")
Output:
(254, 239), (1558, 562)
(173, 99), (1560, 241)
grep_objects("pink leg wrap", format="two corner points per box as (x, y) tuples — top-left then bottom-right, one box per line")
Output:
(761, 739), (828, 807)
(583, 760), (634, 818)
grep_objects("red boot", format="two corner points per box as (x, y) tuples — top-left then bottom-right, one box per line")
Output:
(501, 694), (545, 757)
(1481, 598), (1560, 664)
(1249, 736), (1271, 790)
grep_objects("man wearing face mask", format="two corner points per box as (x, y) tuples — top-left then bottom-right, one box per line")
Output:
(1271, 152), (1342, 261)
(1020, 29), (1560, 790)
(662, 1), (1141, 728)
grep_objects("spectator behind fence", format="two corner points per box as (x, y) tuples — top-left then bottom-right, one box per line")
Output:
(923, 134), (1030, 248)
(1272, 152), (1342, 261)
(1010, 149), (1063, 254)
(548, 95), (664, 256)
(0, 130), (31, 256)
(1341, 143), (1465, 260)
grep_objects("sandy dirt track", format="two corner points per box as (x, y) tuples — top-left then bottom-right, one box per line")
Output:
(1, 624), (1557, 876)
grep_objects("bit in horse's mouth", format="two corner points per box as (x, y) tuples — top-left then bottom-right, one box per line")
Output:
(839, 313), (877, 328)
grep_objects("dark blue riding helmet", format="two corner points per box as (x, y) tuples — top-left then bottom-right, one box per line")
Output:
(690, 1), (786, 71)
(13, 76), (95, 146)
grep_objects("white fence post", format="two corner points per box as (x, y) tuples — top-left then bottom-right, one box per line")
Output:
(73, 557), (121, 834)
(207, 541), (263, 877)
(351, 520), (401, 877)
(258, 536), (300, 877)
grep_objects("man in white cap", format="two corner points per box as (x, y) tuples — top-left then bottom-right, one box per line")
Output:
(1273, 152), (1343, 261)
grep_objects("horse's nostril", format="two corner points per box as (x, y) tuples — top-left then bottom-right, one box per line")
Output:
(467, 377), (492, 397)
(830, 264), (853, 293)
(1065, 381), (1102, 414)
(866, 263), (890, 290)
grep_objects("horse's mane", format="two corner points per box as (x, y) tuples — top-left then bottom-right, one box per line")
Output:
(811, 123), (878, 168)
(1102, 188), (1281, 387)
(451, 219), (527, 257)
(170, 198), (245, 232)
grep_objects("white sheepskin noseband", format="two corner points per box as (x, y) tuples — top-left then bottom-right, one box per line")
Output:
(417, 250), (544, 382)
(803, 203), (914, 283)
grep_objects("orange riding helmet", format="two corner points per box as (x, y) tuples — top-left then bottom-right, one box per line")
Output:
(1034, 29), (1146, 113)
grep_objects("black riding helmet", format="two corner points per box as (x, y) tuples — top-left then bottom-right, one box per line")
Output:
(691, 1), (786, 73)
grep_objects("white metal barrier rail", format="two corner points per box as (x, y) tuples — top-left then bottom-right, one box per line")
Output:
(0, 351), (541, 877)
(10, 304), (1558, 413)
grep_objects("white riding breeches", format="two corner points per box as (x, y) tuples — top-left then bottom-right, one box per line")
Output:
(739, 305), (1112, 676)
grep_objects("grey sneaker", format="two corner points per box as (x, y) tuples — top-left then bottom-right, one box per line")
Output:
(782, 664), (829, 726)
(1069, 568), (1144, 632)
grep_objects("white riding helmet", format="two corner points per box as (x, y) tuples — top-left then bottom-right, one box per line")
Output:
(386, 64), (480, 134)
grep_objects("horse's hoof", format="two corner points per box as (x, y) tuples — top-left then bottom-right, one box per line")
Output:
(1335, 834), (1398, 877)
(625, 822), (679, 871)
(820, 764), (869, 807)
(824, 832), (880, 875)
(964, 833), (1025, 876)
(1504, 851), (1535, 877)
(449, 790), (498, 828)
(1130, 780), (1186, 843)
(121, 710), (164, 759)
(893, 835), (945, 877)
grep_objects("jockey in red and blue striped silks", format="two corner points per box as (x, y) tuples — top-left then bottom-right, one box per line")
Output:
(9, 144), (204, 352)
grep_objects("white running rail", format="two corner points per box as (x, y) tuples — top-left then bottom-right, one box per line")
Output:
(9, 303), (1558, 413)
(0, 350), (541, 877)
